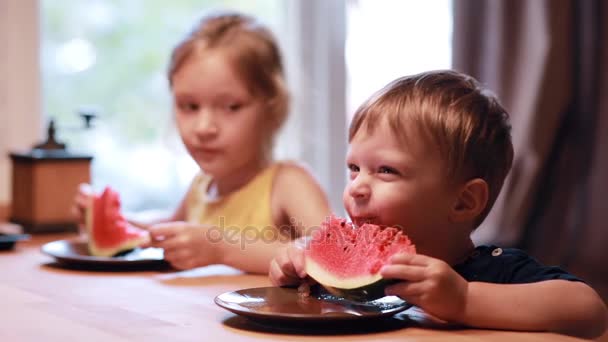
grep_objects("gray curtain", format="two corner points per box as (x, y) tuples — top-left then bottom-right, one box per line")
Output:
(453, 0), (608, 301)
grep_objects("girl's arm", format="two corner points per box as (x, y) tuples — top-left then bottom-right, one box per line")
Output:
(128, 174), (200, 229)
(74, 182), (186, 230)
(219, 162), (331, 273)
(272, 162), (332, 236)
(462, 280), (607, 339)
(127, 194), (188, 229)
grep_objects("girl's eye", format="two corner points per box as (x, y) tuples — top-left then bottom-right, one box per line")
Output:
(217, 99), (245, 113)
(378, 166), (399, 175)
(178, 102), (199, 112)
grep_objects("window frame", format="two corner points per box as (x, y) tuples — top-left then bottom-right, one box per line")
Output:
(0, 0), (43, 205)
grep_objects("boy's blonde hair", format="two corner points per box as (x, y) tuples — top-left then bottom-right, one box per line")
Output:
(168, 11), (288, 139)
(349, 70), (514, 227)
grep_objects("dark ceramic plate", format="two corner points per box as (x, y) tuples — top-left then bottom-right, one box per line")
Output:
(0, 233), (30, 251)
(215, 286), (410, 322)
(41, 239), (166, 268)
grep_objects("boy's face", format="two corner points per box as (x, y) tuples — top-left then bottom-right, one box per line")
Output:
(343, 119), (461, 254)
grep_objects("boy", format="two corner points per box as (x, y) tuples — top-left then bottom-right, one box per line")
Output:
(269, 70), (607, 338)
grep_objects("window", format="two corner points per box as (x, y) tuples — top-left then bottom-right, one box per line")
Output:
(37, 0), (453, 215)
(346, 0), (453, 117)
(41, 0), (285, 212)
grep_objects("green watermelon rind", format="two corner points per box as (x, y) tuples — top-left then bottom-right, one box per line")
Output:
(323, 279), (399, 302)
(306, 256), (396, 301)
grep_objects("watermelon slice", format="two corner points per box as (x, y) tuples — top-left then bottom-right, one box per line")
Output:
(305, 216), (416, 301)
(85, 186), (149, 257)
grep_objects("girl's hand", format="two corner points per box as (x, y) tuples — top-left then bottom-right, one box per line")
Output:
(380, 253), (469, 323)
(72, 183), (94, 238)
(72, 183), (94, 225)
(269, 240), (307, 286)
(147, 222), (220, 270)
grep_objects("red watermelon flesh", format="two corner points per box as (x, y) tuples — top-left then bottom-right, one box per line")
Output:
(305, 216), (416, 300)
(86, 186), (149, 257)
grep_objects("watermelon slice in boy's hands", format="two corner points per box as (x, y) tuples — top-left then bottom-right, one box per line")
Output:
(304, 216), (416, 301)
(85, 186), (149, 257)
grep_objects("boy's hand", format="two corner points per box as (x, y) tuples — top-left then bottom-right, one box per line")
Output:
(381, 253), (469, 323)
(269, 241), (307, 286)
(146, 222), (220, 270)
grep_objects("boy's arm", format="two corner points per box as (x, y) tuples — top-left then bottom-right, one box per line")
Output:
(382, 253), (607, 339)
(463, 280), (607, 339)
(217, 234), (296, 274)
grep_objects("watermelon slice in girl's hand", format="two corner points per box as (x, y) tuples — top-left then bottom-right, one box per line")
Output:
(305, 216), (416, 301)
(85, 186), (150, 257)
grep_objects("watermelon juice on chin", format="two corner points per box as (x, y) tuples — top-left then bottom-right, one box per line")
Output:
(85, 186), (150, 257)
(304, 216), (416, 301)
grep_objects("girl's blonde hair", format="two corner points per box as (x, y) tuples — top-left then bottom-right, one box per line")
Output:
(168, 11), (288, 141)
(350, 70), (514, 227)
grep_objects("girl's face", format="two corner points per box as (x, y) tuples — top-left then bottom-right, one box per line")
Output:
(343, 119), (461, 256)
(171, 49), (270, 179)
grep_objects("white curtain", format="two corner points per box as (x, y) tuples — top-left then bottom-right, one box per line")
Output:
(277, 0), (348, 213)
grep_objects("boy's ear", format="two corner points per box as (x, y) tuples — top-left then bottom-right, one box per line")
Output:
(449, 178), (489, 223)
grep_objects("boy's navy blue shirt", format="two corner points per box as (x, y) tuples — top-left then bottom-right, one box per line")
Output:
(453, 245), (582, 283)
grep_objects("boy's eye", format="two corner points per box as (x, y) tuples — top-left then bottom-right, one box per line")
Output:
(226, 102), (242, 112)
(347, 163), (360, 172)
(378, 166), (399, 175)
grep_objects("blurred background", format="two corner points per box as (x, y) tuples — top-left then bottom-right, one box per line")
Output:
(0, 0), (606, 304)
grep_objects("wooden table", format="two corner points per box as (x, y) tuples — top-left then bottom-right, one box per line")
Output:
(0, 234), (588, 341)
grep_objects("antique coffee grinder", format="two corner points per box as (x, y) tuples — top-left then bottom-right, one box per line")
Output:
(10, 111), (96, 233)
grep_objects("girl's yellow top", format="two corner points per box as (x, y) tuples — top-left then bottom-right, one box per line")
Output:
(186, 164), (280, 236)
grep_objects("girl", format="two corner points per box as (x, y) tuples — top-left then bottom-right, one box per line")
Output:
(75, 11), (331, 274)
